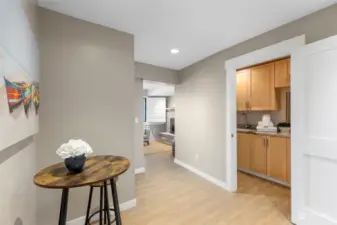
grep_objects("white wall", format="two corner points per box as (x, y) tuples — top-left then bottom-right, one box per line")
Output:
(0, 0), (38, 80)
(0, 0), (39, 224)
(0, 0), (39, 151)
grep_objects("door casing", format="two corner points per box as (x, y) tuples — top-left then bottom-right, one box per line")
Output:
(224, 35), (306, 224)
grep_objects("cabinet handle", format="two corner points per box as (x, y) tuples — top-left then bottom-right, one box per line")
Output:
(245, 101), (250, 110)
(263, 137), (266, 147)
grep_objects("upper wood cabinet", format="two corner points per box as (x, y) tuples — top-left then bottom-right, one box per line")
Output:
(236, 62), (279, 111)
(250, 135), (267, 175)
(250, 62), (278, 110)
(267, 136), (287, 182)
(236, 69), (250, 111)
(237, 132), (250, 171)
(275, 58), (290, 88)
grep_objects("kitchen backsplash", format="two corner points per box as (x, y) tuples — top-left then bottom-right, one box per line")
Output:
(237, 111), (281, 126)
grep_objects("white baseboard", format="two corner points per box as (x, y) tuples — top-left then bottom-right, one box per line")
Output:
(119, 198), (137, 211)
(174, 159), (230, 191)
(135, 167), (146, 174)
(66, 199), (137, 225)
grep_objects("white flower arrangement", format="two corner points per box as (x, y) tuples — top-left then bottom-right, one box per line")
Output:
(56, 139), (93, 159)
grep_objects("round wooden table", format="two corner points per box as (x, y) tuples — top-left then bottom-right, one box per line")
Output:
(34, 155), (130, 225)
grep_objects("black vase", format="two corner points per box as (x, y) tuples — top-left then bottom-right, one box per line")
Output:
(64, 154), (86, 173)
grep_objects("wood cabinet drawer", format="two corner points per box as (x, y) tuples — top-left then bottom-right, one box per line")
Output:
(267, 136), (287, 182)
(237, 132), (251, 170)
(250, 134), (267, 175)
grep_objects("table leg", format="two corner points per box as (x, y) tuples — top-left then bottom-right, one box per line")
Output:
(85, 186), (93, 225)
(100, 186), (103, 225)
(110, 179), (122, 225)
(58, 188), (69, 225)
(104, 181), (112, 225)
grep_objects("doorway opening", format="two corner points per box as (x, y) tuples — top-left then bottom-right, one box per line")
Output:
(142, 80), (175, 157)
(225, 35), (306, 224)
(236, 57), (291, 221)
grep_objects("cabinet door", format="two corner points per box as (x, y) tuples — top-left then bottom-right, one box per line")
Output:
(286, 138), (291, 184)
(237, 133), (250, 170)
(274, 58), (290, 88)
(236, 69), (250, 111)
(267, 136), (287, 182)
(250, 63), (277, 110)
(250, 135), (267, 175)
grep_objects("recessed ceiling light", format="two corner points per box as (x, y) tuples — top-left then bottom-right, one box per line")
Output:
(170, 48), (180, 54)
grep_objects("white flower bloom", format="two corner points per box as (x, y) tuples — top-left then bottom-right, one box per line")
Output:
(56, 139), (93, 159)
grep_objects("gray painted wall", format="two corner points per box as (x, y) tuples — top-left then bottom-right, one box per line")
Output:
(37, 8), (135, 224)
(176, 4), (337, 183)
(136, 62), (180, 84)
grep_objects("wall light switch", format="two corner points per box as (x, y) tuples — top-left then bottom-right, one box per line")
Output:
(135, 117), (139, 124)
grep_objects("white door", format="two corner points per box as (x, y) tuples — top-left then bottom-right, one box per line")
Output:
(292, 35), (337, 225)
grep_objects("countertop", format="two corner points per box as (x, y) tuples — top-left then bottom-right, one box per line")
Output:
(237, 128), (290, 138)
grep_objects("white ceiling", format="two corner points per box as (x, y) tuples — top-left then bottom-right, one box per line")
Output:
(39, 0), (337, 70)
(143, 80), (175, 96)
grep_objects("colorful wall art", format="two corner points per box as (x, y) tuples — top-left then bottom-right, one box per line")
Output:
(33, 83), (40, 114)
(4, 78), (39, 116)
(0, 45), (39, 151)
(4, 77), (22, 112)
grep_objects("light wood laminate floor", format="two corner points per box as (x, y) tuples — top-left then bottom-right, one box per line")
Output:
(144, 141), (172, 155)
(121, 152), (291, 225)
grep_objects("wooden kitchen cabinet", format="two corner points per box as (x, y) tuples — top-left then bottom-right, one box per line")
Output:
(236, 69), (250, 111)
(286, 138), (291, 184)
(237, 132), (251, 170)
(267, 136), (287, 182)
(250, 135), (267, 175)
(275, 58), (290, 88)
(250, 62), (278, 111)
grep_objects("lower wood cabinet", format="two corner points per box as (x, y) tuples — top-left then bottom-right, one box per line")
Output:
(250, 135), (267, 175)
(237, 133), (251, 170)
(267, 136), (287, 182)
(286, 138), (291, 184)
(237, 132), (291, 185)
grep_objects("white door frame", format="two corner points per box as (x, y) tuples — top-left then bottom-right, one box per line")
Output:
(224, 35), (306, 195)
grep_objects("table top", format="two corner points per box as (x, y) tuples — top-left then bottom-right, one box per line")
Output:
(33, 155), (130, 189)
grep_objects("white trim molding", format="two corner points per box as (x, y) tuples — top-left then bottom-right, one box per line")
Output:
(66, 199), (137, 225)
(135, 167), (146, 174)
(224, 35), (306, 193)
(174, 158), (229, 190)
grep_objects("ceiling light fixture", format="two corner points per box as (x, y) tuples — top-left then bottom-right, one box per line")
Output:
(170, 48), (180, 54)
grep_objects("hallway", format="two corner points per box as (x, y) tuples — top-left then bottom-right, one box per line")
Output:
(121, 152), (291, 225)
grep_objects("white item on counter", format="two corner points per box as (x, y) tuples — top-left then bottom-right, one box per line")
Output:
(256, 114), (277, 132)
(256, 127), (278, 133)
(257, 121), (274, 128)
(262, 114), (271, 123)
